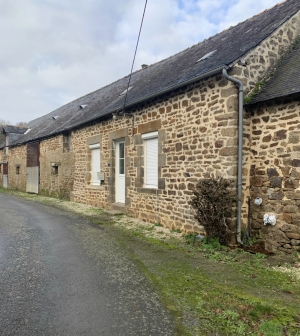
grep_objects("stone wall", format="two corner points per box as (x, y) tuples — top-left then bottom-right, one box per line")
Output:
(229, 9), (300, 225)
(6, 145), (27, 191)
(67, 10), (300, 235)
(71, 73), (241, 232)
(39, 134), (75, 199)
(248, 95), (300, 252)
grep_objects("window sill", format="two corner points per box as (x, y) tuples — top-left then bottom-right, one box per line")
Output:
(86, 184), (103, 190)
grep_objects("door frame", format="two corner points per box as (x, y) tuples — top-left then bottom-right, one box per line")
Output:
(115, 139), (125, 204)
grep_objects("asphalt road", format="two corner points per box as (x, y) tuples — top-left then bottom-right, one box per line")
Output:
(0, 193), (174, 336)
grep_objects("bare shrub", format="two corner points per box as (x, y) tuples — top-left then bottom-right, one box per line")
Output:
(190, 177), (235, 245)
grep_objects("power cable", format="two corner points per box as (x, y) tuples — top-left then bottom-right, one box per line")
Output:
(122, 0), (148, 112)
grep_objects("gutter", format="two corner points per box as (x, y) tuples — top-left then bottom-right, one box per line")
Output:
(222, 68), (244, 246)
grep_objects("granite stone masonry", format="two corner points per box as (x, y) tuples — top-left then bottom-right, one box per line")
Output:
(71, 74), (241, 232)
(6, 145), (27, 191)
(248, 97), (300, 253)
(39, 135), (75, 199)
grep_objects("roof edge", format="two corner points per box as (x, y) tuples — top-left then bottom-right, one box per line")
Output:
(65, 65), (228, 132)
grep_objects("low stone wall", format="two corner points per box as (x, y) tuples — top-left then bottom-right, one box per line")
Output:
(249, 96), (300, 252)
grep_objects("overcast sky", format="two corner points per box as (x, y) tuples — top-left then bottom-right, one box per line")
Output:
(0, 0), (280, 125)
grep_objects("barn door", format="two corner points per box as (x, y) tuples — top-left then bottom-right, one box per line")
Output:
(26, 142), (39, 193)
(3, 163), (8, 188)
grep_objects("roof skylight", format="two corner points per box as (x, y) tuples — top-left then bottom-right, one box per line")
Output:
(120, 86), (133, 96)
(196, 50), (217, 63)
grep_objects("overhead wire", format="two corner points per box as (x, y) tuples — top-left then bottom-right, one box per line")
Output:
(122, 0), (148, 113)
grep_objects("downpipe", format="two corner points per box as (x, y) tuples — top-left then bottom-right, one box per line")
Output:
(222, 68), (244, 246)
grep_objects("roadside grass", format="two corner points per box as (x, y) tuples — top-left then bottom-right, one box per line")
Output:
(1, 187), (300, 335)
(111, 227), (300, 336)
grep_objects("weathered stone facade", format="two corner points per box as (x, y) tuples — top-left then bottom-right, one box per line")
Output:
(39, 134), (75, 199)
(69, 73), (241, 232)
(248, 95), (300, 252)
(6, 145), (27, 191)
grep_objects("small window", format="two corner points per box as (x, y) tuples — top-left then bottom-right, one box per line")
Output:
(89, 144), (100, 185)
(52, 165), (58, 175)
(142, 132), (158, 188)
(119, 142), (125, 175)
(16, 165), (20, 175)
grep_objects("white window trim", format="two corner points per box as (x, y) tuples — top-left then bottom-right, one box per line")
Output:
(142, 132), (158, 189)
(89, 144), (100, 186)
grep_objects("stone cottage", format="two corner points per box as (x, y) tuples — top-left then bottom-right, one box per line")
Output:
(1, 0), (300, 252)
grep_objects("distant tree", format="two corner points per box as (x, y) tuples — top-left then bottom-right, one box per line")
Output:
(15, 121), (29, 128)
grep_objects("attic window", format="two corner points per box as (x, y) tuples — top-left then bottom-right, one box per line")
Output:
(80, 104), (87, 109)
(120, 86), (133, 96)
(196, 50), (217, 62)
(53, 116), (59, 120)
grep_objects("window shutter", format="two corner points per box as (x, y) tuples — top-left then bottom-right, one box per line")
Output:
(90, 145), (100, 185)
(145, 137), (158, 188)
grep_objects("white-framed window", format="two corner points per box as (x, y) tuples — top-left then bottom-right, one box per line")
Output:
(89, 144), (100, 186)
(142, 131), (158, 188)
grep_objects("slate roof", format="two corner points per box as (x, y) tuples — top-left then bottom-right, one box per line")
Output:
(3, 125), (28, 134)
(10, 0), (300, 146)
(250, 41), (300, 104)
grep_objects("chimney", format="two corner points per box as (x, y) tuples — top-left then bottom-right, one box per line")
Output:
(141, 64), (148, 69)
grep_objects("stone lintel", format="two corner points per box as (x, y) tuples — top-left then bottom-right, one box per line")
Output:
(86, 134), (102, 145)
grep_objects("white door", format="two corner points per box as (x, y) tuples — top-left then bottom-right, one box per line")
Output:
(26, 167), (39, 193)
(3, 175), (8, 188)
(115, 140), (125, 203)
